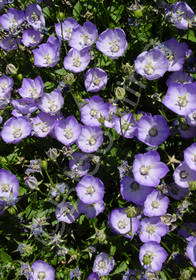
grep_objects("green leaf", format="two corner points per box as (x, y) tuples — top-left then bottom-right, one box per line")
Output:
(44, 81), (55, 90)
(0, 251), (12, 264)
(159, 271), (168, 280)
(110, 245), (116, 257)
(18, 186), (27, 196)
(183, 30), (196, 42)
(110, 261), (127, 276)
(55, 68), (67, 75)
(73, 1), (83, 20)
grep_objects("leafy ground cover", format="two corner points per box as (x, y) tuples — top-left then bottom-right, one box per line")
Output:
(0, 0), (196, 279)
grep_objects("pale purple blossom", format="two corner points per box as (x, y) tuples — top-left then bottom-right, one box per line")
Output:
(38, 89), (64, 114)
(143, 190), (170, 217)
(114, 113), (137, 138)
(0, 8), (24, 34)
(166, 71), (193, 87)
(55, 201), (79, 224)
(104, 103), (117, 128)
(139, 242), (168, 271)
(69, 21), (98, 51)
(132, 151), (169, 187)
(25, 4), (45, 30)
(78, 200), (105, 218)
(173, 161), (196, 188)
(55, 115), (81, 146)
(29, 260), (55, 280)
(63, 48), (90, 73)
(55, 17), (78, 41)
(134, 48), (168, 80)
(21, 28), (43, 47)
(0, 36), (21, 51)
(11, 98), (38, 115)
(76, 175), (105, 204)
(32, 111), (56, 138)
(0, 168), (19, 198)
(76, 126), (103, 153)
(93, 252), (115, 276)
(81, 95), (109, 126)
(96, 28), (128, 59)
(32, 42), (60, 67)
(186, 237), (196, 267)
(1, 116), (32, 144)
(120, 176), (153, 206)
(139, 217), (168, 243)
(136, 114), (170, 147)
(84, 68), (108, 92)
(163, 82), (196, 116)
(168, 182), (189, 200)
(166, 2), (194, 30)
(108, 208), (140, 239)
(69, 152), (90, 177)
(18, 76), (44, 99)
(184, 143), (196, 171)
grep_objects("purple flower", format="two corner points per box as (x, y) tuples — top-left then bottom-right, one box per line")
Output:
(18, 76), (44, 99)
(114, 113), (137, 138)
(21, 28), (43, 47)
(84, 68), (108, 92)
(184, 143), (196, 171)
(63, 48), (90, 73)
(0, 199), (6, 216)
(186, 109), (196, 126)
(70, 267), (81, 280)
(132, 151), (169, 187)
(76, 175), (104, 204)
(76, 126), (103, 153)
(87, 272), (99, 280)
(25, 4), (45, 30)
(178, 223), (196, 242)
(134, 48), (168, 80)
(32, 42), (60, 67)
(69, 152), (90, 177)
(173, 161), (196, 188)
(29, 260), (55, 280)
(136, 114), (170, 147)
(50, 183), (66, 197)
(69, 21), (98, 51)
(81, 95), (109, 126)
(32, 112), (56, 137)
(166, 2), (194, 30)
(1, 116), (32, 144)
(78, 200), (105, 218)
(143, 190), (170, 217)
(0, 8), (24, 34)
(168, 182), (189, 200)
(25, 159), (41, 174)
(0, 169), (19, 198)
(120, 176), (154, 206)
(55, 115), (81, 146)
(122, 269), (145, 280)
(139, 217), (168, 243)
(0, 75), (13, 102)
(166, 71), (193, 87)
(24, 176), (38, 190)
(55, 201), (79, 224)
(11, 98), (38, 115)
(93, 252), (115, 276)
(104, 103), (117, 128)
(96, 28), (128, 59)
(139, 242), (168, 271)
(0, 36), (21, 51)
(38, 89), (64, 114)
(186, 237), (196, 267)
(55, 17), (78, 41)
(108, 208), (140, 239)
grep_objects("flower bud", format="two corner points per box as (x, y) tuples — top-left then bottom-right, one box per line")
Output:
(96, 229), (106, 243)
(46, 148), (59, 161)
(57, 11), (65, 21)
(115, 86), (126, 100)
(24, 176), (38, 190)
(6, 64), (17, 75)
(125, 205), (137, 218)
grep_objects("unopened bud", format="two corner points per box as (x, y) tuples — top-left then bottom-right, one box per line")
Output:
(115, 86), (126, 100)
(46, 148), (59, 161)
(24, 176), (38, 190)
(57, 12), (65, 21)
(6, 64), (17, 75)
(125, 205), (137, 218)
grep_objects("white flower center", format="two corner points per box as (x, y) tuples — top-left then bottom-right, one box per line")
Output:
(38, 271), (46, 280)
(180, 170), (189, 179)
(177, 95), (188, 108)
(88, 136), (97, 145)
(86, 185), (95, 195)
(140, 166), (150, 175)
(144, 61), (155, 75)
(118, 218), (128, 229)
(109, 40), (119, 52)
(13, 127), (22, 138)
(151, 200), (160, 208)
(73, 56), (81, 67)
(149, 127), (158, 137)
(31, 12), (40, 22)
(1, 82), (8, 92)
(44, 53), (53, 65)
(1, 183), (10, 192)
(93, 76), (100, 85)
(65, 27), (72, 39)
(98, 261), (106, 269)
(90, 108), (98, 117)
(64, 128), (73, 139)
(146, 225), (157, 235)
